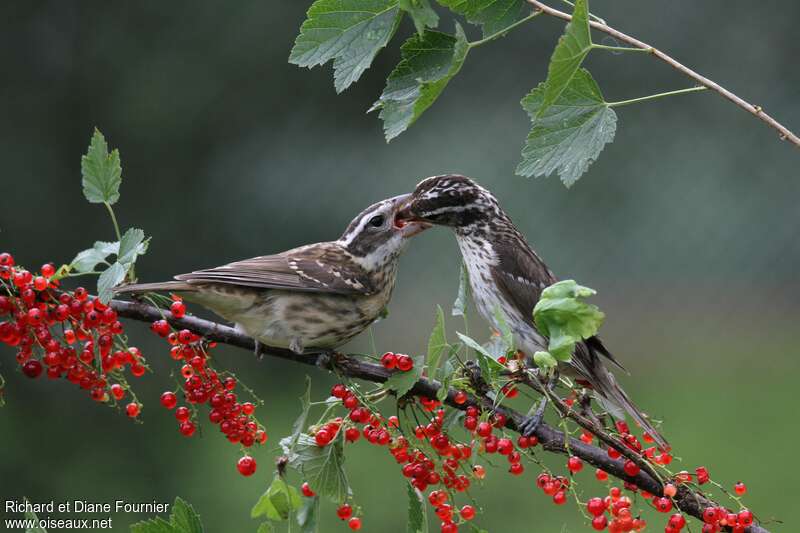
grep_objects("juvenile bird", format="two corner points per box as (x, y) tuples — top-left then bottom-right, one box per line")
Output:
(397, 175), (668, 448)
(116, 195), (429, 354)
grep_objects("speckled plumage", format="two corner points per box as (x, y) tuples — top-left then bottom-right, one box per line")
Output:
(117, 195), (426, 353)
(401, 174), (668, 449)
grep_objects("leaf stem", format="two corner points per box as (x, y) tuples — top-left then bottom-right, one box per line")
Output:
(104, 202), (122, 242)
(606, 86), (708, 108)
(468, 11), (542, 48)
(591, 43), (651, 53)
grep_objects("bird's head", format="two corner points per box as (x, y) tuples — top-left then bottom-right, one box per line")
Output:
(338, 194), (430, 270)
(396, 174), (499, 230)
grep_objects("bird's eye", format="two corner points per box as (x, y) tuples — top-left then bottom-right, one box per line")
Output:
(368, 215), (384, 227)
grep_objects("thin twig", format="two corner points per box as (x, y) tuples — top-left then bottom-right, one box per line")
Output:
(109, 298), (770, 533)
(527, 0), (800, 148)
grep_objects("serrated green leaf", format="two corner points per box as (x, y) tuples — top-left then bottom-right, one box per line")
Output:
(70, 247), (110, 273)
(297, 496), (319, 533)
(451, 263), (469, 317)
(256, 522), (275, 533)
(492, 305), (514, 350)
(97, 262), (127, 304)
(373, 24), (470, 140)
(23, 500), (47, 533)
(252, 477), (302, 521)
(426, 306), (448, 381)
(406, 483), (428, 533)
(384, 357), (424, 398)
(539, 0), (591, 113)
(130, 497), (203, 533)
(533, 280), (604, 362)
(517, 68), (616, 187)
(118, 227), (147, 266)
(280, 433), (350, 503)
(456, 332), (504, 382)
(287, 377), (312, 456)
(170, 497), (203, 533)
(401, 0), (439, 34)
(435, 348), (458, 401)
(533, 350), (558, 369)
(81, 128), (122, 205)
(437, 0), (529, 36)
(130, 516), (175, 533)
(290, 0), (402, 93)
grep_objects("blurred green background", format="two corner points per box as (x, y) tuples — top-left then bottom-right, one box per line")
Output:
(1, 1), (798, 531)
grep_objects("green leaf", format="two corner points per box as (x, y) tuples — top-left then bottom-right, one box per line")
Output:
(170, 498), (203, 533)
(533, 279), (604, 362)
(71, 237), (149, 274)
(118, 227), (147, 266)
(130, 517), (175, 533)
(287, 377), (313, 456)
(256, 523), (275, 533)
(384, 356), (424, 398)
(24, 500), (47, 533)
(70, 247), (110, 273)
(97, 262), (127, 304)
(426, 306), (448, 381)
(492, 305), (514, 351)
(517, 68), (616, 187)
(533, 350), (557, 369)
(456, 332), (504, 382)
(130, 497), (203, 533)
(251, 477), (303, 521)
(400, 0), (439, 34)
(297, 496), (319, 533)
(451, 263), (469, 317)
(539, 0), (591, 114)
(81, 128), (122, 205)
(406, 483), (428, 533)
(468, 524), (489, 533)
(280, 433), (350, 503)
(289, 0), (402, 93)
(436, 0), (529, 36)
(372, 24), (470, 140)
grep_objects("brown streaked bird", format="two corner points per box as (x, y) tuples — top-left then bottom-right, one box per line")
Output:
(397, 174), (668, 449)
(116, 195), (429, 354)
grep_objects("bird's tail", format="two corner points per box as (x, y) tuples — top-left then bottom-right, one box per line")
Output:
(113, 281), (195, 295)
(590, 362), (669, 450)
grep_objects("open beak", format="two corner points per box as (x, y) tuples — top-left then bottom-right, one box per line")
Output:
(390, 194), (431, 238)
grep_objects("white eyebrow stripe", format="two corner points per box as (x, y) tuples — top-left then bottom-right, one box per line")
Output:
(339, 203), (386, 247)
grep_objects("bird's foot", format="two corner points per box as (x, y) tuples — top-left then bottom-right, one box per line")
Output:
(519, 395), (548, 437)
(254, 340), (264, 361)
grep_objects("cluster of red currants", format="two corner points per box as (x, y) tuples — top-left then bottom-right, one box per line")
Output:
(380, 351), (414, 371)
(700, 506), (753, 533)
(150, 303), (266, 477)
(0, 252), (145, 413)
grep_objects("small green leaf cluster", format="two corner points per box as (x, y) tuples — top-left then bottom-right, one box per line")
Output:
(62, 129), (150, 302)
(291, 0), (707, 186)
(532, 279), (604, 368)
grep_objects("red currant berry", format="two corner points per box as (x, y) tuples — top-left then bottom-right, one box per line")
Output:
(315, 429), (332, 447)
(396, 354), (414, 372)
(22, 360), (43, 379)
(454, 391), (468, 404)
(347, 517), (362, 531)
(587, 497), (606, 516)
(301, 482), (315, 497)
(336, 504), (353, 520)
(737, 509), (753, 527)
(595, 469), (608, 482)
(160, 391), (178, 409)
(110, 384), (125, 400)
(553, 490), (567, 505)
(734, 481), (746, 495)
(170, 301), (186, 318)
(460, 505), (475, 520)
(623, 460), (640, 477)
(567, 456), (583, 473)
(237, 456), (257, 476)
(591, 515), (608, 531)
(380, 352), (397, 369)
(695, 466), (710, 485)
(125, 402), (141, 418)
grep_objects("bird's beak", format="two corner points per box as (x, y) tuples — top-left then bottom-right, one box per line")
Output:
(390, 194), (431, 238)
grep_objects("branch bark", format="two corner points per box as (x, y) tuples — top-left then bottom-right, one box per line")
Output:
(110, 299), (769, 533)
(526, 0), (800, 149)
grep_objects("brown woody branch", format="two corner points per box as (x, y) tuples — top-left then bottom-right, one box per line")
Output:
(110, 299), (770, 533)
(526, 0), (800, 149)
